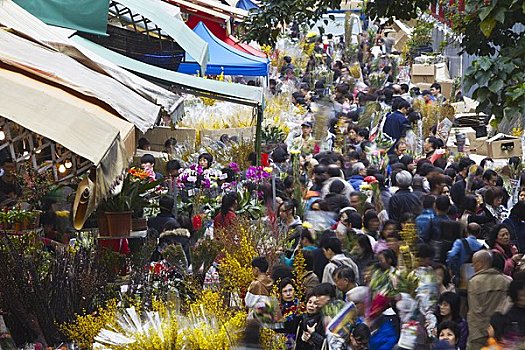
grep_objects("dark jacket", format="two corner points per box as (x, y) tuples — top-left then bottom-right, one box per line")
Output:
(502, 215), (525, 253)
(382, 110), (410, 140)
(388, 189), (422, 222)
(313, 247), (330, 281)
(147, 212), (179, 236)
(450, 175), (466, 209)
(294, 313), (325, 350)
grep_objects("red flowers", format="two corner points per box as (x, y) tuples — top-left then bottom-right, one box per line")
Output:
(192, 215), (203, 230)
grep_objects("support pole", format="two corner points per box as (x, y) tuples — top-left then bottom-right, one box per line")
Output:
(254, 103), (264, 165)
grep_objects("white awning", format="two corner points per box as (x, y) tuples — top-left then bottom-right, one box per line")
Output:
(0, 28), (161, 132)
(0, 66), (130, 204)
(0, 0), (185, 129)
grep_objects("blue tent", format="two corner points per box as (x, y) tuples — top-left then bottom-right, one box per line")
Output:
(236, 0), (258, 11)
(178, 22), (268, 76)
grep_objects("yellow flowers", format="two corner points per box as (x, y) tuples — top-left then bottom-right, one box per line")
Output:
(220, 232), (257, 294)
(263, 167), (273, 174)
(261, 44), (273, 56)
(55, 210), (70, 218)
(511, 127), (523, 137)
(59, 299), (118, 349)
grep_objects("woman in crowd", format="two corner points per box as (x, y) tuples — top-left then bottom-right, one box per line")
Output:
(487, 224), (519, 277)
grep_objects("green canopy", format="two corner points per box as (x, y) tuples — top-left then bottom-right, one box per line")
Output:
(71, 35), (264, 106)
(13, 0), (109, 36)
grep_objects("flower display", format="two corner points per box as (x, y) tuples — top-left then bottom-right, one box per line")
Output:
(245, 166), (271, 183)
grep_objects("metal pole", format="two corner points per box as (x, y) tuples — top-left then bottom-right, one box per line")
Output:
(255, 104), (264, 165)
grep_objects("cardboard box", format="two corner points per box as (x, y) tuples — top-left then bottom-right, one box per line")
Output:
(412, 63), (435, 76)
(486, 133), (523, 159)
(393, 33), (409, 52)
(412, 75), (435, 84)
(470, 137), (488, 156)
(416, 82), (432, 91)
(137, 126), (197, 151)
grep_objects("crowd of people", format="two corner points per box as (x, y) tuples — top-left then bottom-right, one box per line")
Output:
(129, 27), (525, 350)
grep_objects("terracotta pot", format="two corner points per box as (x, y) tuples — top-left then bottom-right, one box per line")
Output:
(131, 217), (147, 231)
(105, 211), (132, 237)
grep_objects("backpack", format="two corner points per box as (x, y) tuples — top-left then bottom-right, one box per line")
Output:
(458, 238), (476, 290)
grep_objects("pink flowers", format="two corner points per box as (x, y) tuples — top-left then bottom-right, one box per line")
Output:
(245, 166), (271, 183)
(229, 162), (240, 173)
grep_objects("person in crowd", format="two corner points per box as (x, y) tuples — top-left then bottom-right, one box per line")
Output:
(147, 195), (179, 236)
(332, 266), (357, 300)
(482, 187), (508, 225)
(382, 99), (410, 142)
(388, 170), (422, 222)
(487, 223), (520, 277)
(447, 222), (484, 286)
(140, 154), (163, 181)
(198, 152), (214, 170)
(436, 292), (468, 350)
(294, 293), (325, 350)
(434, 263), (456, 294)
(321, 236), (360, 285)
(278, 278), (302, 348)
(150, 220), (191, 268)
(362, 210), (380, 240)
(467, 250), (511, 349)
(245, 257), (274, 308)
(430, 83), (447, 104)
(436, 320), (460, 349)
(351, 234), (376, 283)
(137, 137), (151, 150)
(502, 200), (525, 252)
(302, 250), (321, 296)
(214, 192), (238, 230)
(416, 195), (436, 242)
(450, 157), (474, 209)
(498, 274), (525, 341)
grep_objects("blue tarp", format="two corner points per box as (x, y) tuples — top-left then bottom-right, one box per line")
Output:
(236, 0), (258, 11)
(178, 22), (268, 76)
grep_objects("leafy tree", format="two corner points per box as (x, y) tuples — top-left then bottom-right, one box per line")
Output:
(241, 0), (342, 45)
(367, 0), (525, 121)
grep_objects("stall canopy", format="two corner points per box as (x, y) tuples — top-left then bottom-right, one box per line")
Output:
(0, 66), (130, 209)
(71, 35), (264, 106)
(223, 35), (267, 58)
(110, 0), (209, 73)
(0, 0), (185, 129)
(236, 0), (258, 11)
(0, 28), (161, 133)
(13, 0), (109, 35)
(178, 0), (248, 21)
(178, 22), (269, 76)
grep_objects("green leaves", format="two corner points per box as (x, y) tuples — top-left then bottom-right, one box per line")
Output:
(489, 80), (504, 93)
(480, 17), (496, 37)
(242, 0), (343, 45)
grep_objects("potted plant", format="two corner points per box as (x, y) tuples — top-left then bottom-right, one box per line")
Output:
(0, 208), (40, 232)
(98, 167), (162, 237)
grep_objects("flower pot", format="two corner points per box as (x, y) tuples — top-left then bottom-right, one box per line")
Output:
(131, 217), (147, 231)
(105, 211), (132, 237)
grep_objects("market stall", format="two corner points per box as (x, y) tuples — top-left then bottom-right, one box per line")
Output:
(178, 22), (269, 76)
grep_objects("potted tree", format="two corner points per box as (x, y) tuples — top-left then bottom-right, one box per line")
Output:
(98, 167), (162, 237)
